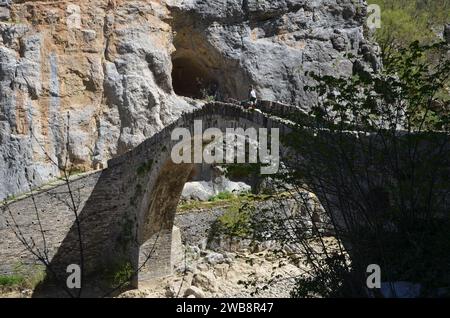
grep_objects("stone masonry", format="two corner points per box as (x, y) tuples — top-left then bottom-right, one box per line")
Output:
(1, 101), (448, 297)
(0, 101), (297, 290)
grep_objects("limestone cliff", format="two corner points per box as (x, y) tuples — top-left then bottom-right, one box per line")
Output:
(0, 0), (379, 200)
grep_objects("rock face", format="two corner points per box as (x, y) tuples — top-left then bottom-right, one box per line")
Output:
(0, 0), (379, 200)
(170, 0), (379, 103)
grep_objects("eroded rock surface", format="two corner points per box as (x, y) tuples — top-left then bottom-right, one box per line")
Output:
(0, 0), (379, 200)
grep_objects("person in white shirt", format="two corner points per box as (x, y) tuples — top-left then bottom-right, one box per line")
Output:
(248, 85), (257, 108)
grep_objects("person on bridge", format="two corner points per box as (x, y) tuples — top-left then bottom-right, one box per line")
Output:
(248, 85), (257, 109)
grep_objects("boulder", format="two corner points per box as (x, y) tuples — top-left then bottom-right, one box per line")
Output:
(192, 272), (218, 293)
(184, 286), (206, 298)
(165, 275), (193, 298)
(206, 252), (225, 265)
(181, 178), (251, 202)
(211, 176), (251, 196)
(214, 263), (230, 278)
(197, 263), (209, 272)
(181, 181), (215, 201)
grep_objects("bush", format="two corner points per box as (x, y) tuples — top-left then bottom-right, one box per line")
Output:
(270, 41), (450, 297)
(207, 202), (257, 250)
(217, 203), (254, 239)
(104, 262), (134, 288)
(113, 262), (133, 287)
(0, 275), (25, 287)
(209, 191), (235, 202)
(0, 263), (46, 290)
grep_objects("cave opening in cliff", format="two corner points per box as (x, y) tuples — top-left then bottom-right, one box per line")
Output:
(172, 56), (218, 99)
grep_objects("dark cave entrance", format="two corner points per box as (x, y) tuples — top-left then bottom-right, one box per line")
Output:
(171, 56), (219, 99)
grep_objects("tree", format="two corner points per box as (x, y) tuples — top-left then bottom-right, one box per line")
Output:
(240, 41), (450, 297)
(367, 0), (450, 61)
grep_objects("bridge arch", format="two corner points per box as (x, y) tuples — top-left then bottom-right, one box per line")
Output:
(12, 101), (336, 295)
(130, 102), (294, 283)
(4, 101), (448, 297)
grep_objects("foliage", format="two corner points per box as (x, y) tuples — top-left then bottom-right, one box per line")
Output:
(105, 262), (134, 288)
(0, 275), (25, 287)
(178, 198), (232, 212)
(217, 202), (255, 239)
(353, 220), (450, 294)
(0, 263), (46, 290)
(367, 0), (450, 60)
(266, 40), (450, 297)
(209, 191), (236, 202)
(225, 163), (262, 179)
(177, 191), (281, 213)
(291, 253), (355, 298)
(306, 41), (450, 131)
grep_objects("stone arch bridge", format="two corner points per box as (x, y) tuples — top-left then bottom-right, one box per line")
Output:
(1, 101), (447, 296)
(0, 101), (305, 288)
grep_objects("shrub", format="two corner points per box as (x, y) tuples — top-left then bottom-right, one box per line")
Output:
(209, 191), (235, 202)
(0, 275), (25, 287)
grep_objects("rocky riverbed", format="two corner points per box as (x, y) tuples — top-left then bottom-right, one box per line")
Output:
(0, 236), (339, 299)
(118, 237), (339, 298)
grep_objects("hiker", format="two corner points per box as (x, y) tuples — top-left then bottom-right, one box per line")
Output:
(248, 85), (257, 108)
(210, 82), (220, 101)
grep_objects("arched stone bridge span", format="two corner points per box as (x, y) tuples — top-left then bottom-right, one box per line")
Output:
(3, 100), (447, 296)
(1, 101), (304, 292)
